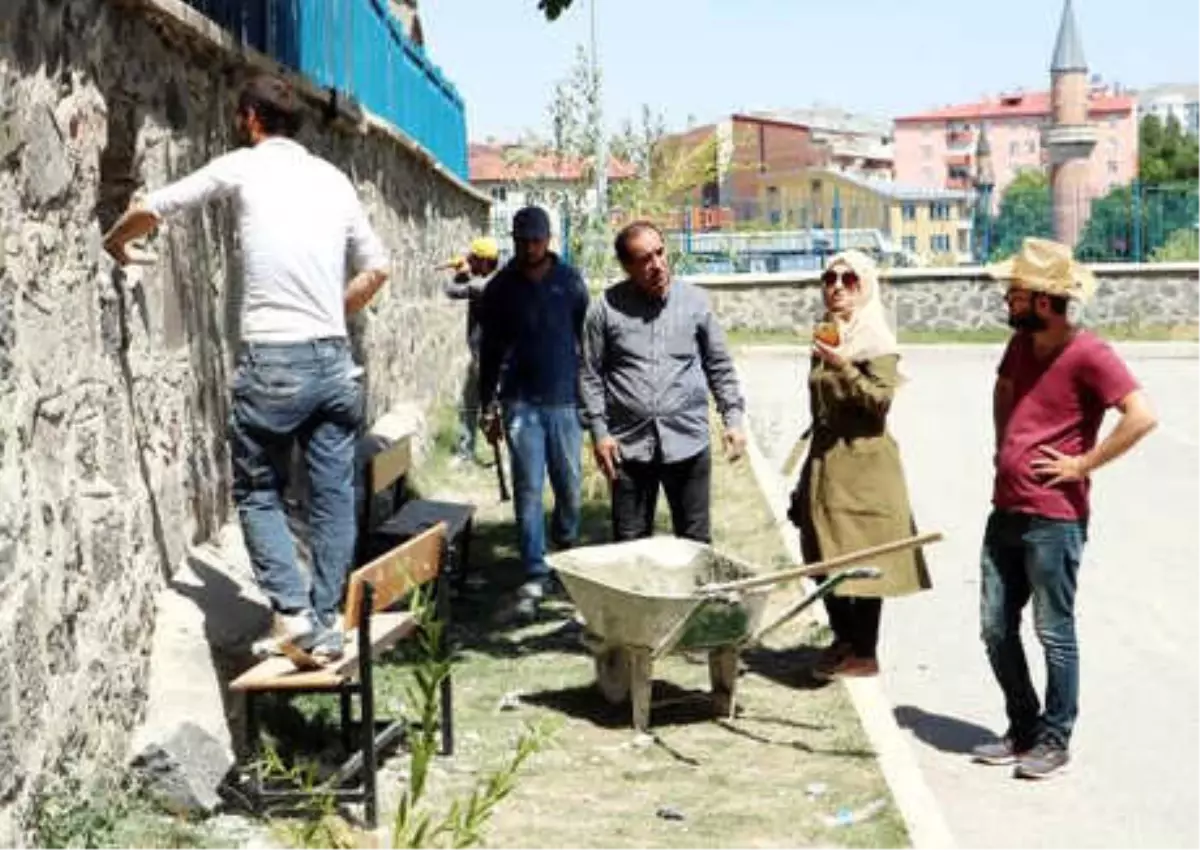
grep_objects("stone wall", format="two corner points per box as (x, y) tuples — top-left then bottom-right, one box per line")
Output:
(0, 0), (487, 838)
(693, 263), (1200, 334)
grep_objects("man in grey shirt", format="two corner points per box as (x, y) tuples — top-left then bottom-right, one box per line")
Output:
(580, 220), (747, 543)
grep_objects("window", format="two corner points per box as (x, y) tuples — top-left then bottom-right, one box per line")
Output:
(1009, 141), (1020, 156)
(930, 201), (952, 220)
(921, 145), (934, 160)
(1108, 160), (1119, 174)
(931, 234), (951, 253)
(902, 236), (918, 253)
(958, 230), (970, 253)
(810, 179), (823, 195)
(1025, 139), (1036, 154)
(766, 185), (781, 225)
(490, 186), (507, 202)
(902, 203), (916, 221)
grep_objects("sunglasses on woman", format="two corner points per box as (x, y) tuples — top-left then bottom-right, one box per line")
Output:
(822, 269), (860, 290)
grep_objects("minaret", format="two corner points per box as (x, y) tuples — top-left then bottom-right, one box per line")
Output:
(1044, 0), (1097, 248)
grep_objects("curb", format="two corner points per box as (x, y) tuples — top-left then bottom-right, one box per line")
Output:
(741, 416), (955, 850)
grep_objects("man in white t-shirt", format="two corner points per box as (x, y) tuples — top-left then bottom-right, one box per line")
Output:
(105, 75), (390, 661)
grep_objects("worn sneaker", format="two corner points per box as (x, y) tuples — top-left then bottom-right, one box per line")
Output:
(251, 610), (315, 659)
(1014, 742), (1070, 779)
(517, 579), (546, 601)
(972, 736), (1035, 766)
(309, 614), (346, 662)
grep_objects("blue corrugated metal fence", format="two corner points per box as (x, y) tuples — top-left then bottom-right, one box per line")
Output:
(180, 0), (467, 179)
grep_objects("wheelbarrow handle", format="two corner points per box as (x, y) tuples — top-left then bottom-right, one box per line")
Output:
(698, 531), (943, 595)
(745, 566), (880, 647)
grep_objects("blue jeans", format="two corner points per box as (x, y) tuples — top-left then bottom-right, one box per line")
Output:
(502, 402), (582, 581)
(980, 509), (1088, 749)
(229, 338), (364, 621)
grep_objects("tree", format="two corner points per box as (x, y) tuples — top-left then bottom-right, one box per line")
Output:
(608, 106), (720, 222)
(1139, 113), (1199, 185)
(542, 44), (612, 281)
(989, 170), (1051, 260)
(537, 0), (575, 20)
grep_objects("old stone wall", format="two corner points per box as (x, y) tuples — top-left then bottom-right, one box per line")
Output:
(0, 0), (486, 839)
(694, 263), (1200, 333)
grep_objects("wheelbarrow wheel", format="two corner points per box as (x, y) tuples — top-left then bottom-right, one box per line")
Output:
(594, 647), (631, 704)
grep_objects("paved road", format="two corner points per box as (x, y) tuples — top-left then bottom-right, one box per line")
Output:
(737, 343), (1199, 849)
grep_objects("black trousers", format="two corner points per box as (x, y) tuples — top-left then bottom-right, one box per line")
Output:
(611, 448), (711, 543)
(823, 594), (882, 660)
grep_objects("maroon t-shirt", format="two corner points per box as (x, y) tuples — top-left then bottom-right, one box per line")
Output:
(993, 331), (1139, 520)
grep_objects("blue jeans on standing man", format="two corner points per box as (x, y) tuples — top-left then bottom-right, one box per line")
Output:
(229, 338), (364, 625)
(502, 402), (582, 583)
(979, 509), (1088, 750)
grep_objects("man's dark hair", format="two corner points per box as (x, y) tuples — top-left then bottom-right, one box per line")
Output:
(614, 220), (663, 263)
(237, 74), (302, 137)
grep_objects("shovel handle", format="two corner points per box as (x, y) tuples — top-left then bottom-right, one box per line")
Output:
(698, 531), (943, 596)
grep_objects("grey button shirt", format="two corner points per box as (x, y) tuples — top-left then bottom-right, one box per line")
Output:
(580, 278), (745, 464)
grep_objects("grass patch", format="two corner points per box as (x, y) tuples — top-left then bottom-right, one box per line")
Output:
(28, 775), (225, 849)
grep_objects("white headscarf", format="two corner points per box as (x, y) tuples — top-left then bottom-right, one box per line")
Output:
(822, 250), (901, 363)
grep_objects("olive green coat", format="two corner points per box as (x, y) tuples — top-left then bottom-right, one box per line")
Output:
(789, 354), (930, 597)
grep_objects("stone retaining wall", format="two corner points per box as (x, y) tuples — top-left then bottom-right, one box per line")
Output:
(692, 263), (1199, 333)
(0, 0), (486, 838)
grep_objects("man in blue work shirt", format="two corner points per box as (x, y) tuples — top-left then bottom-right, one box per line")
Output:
(478, 207), (590, 617)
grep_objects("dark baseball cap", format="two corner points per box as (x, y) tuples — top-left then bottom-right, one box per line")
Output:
(512, 206), (551, 240)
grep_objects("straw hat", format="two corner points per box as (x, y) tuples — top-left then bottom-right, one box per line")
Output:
(986, 237), (1096, 303)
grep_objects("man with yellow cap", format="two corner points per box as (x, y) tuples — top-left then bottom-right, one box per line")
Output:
(443, 236), (500, 464)
(972, 238), (1157, 779)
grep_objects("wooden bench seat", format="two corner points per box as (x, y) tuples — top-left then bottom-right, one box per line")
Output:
(229, 611), (417, 692)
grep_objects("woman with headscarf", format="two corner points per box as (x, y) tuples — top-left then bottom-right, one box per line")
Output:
(788, 250), (930, 678)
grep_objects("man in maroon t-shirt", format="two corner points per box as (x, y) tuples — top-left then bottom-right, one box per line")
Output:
(971, 239), (1157, 780)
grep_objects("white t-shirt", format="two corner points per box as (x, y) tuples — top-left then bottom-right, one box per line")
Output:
(144, 137), (389, 343)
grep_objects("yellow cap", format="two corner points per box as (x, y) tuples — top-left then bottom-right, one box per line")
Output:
(469, 237), (499, 260)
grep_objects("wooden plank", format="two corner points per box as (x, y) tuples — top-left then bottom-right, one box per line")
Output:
(343, 523), (446, 628)
(230, 611), (417, 692)
(370, 435), (412, 495)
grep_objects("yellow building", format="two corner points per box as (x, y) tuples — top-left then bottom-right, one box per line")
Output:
(753, 168), (973, 263)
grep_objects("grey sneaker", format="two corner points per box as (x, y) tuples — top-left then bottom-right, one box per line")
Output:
(972, 736), (1035, 765)
(1014, 742), (1070, 779)
(251, 610), (315, 659)
(309, 614), (346, 662)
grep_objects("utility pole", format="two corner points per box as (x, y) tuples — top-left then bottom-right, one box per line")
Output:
(591, 0), (608, 255)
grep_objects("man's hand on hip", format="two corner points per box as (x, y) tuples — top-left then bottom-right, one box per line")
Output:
(593, 436), (620, 482)
(723, 427), (747, 462)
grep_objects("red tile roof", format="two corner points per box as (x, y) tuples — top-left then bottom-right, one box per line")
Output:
(469, 143), (637, 182)
(895, 90), (1134, 124)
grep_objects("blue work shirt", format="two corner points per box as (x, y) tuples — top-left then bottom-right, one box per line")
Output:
(478, 254), (590, 407)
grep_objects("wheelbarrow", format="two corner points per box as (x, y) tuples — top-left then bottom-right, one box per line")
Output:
(546, 531), (941, 732)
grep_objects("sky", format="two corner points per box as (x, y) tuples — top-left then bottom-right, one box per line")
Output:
(418, 0), (1200, 143)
